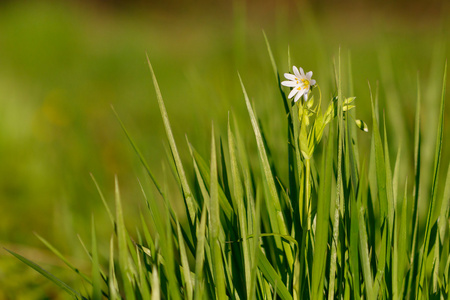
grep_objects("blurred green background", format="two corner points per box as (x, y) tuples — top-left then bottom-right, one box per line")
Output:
(0, 0), (449, 297)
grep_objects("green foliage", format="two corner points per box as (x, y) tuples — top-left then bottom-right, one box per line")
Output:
(6, 43), (450, 299)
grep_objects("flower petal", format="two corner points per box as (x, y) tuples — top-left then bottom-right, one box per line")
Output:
(282, 80), (299, 87)
(303, 93), (308, 101)
(306, 71), (313, 79)
(299, 67), (305, 76)
(310, 79), (316, 86)
(288, 88), (298, 99)
(293, 66), (301, 78)
(294, 89), (304, 102)
(284, 73), (296, 80)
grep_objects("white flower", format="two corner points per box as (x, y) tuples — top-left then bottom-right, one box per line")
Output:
(281, 66), (316, 102)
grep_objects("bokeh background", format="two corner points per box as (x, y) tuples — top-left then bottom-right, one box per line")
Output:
(1, 0), (449, 297)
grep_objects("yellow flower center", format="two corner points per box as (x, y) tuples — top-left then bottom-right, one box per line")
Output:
(301, 78), (310, 86)
(296, 78), (310, 90)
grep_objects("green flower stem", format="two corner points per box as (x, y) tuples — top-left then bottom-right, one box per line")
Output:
(305, 158), (312, 230)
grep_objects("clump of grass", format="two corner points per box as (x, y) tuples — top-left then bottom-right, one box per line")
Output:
(6, 40), (450, 299)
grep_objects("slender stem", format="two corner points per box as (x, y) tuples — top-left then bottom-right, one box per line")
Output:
(305, 158), (312, 230)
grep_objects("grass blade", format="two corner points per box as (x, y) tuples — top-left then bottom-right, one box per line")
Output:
(35, 234), (92, 285)
(417, 61), (447, 298)
(311, 123), (334, 299)
(257, 248), (293, 300)
(177, 221), (193, 300)
(194, 202), (208, 300)
(146, 54), (197, 224)
(209, 125), (227, 298)
(228, 113), (251, 297)
(239, 74), (294, 271)
(5, 248), (85, 299)
(114, 176), (136, 300)
(91, 217), (102, 300)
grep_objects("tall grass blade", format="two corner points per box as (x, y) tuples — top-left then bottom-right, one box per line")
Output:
(194, 202), (208, 300)
(146, 54), (197, 224)
(417, 61), (447, 298)
(177, 221), (193, 300)
(359, 204), (374, 300)
(228, 113), (251, 298)
(90, 173), (115, 227)
(151, 265), (161, 300)
(329, 49), (343, 300)
(5, 248), (85, 299)
(406, 74), (422, 298)
(163, 193), (182, 300)
(209, 125), (227, 298)
(257, 248), (293, 300)
(35, 234), (92, 285)
(311, 123), (334, 299)
(108, 236), (120, 299)
(438, 165), (450, 251)
(114, 176), (136, 299)
(91, 217), (102, 300)
(239, 73), (294, 270)
(111, 106), (164, 199)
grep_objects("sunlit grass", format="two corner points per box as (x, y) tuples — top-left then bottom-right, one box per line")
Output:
(7, 34), (450, 298)
(1, 1), (450, 297)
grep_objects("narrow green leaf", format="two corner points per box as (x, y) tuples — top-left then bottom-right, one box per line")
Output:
(359, 205), (374, 300)
(311, 124), (334, 299)
(146, 54), (197, 224)
(35, 234), (92, 285)
(398, 181), (409, 299)
(439, 164), (450, 245)
(406, 74), (422, 299)
(417, 61), (447, 298)
(239, 74), (294, 270)
(91, 217), (102, 300)
(90, 173), (115, 227)
(163, 195), (181, 300)
(5, 248), (85, 299)
(194, 202), (208, 300)
(136, 248), (151, 299)
(392, 146), (402, 208)
(151, 264), (160, 300)
(257, 248), (293, 300)
(189, 143), (233, 220)
(383, 117), (395, 246)
(228, 113), (251, 298)
(111, 106), (165, 199)
(177, 221), (193, 300)
(114, 176), (136, 300)
(209, 125), (227, 299)
(329, 48), (343, 300)
(108, 236), (120, 300)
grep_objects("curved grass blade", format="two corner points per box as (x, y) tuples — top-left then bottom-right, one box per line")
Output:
(257, 248), (293, 300)
(194, 202), (208, 300)
(35, 234), (92, 285)
(177, 221), (193, 300)
(329, 49), (344, 300)
(146, 54), (197, 224)
(228, 113), (251, 297)
(417, 61), (447, 298)
(90, 173), (115, 227)
(111, 106), (164, 199)
(239, 74), (294, 270)
(209, 126), (227, 299)
(91, 217), (102, 300)
(108, 236), (120, 299)
(114, 176), (136, 300)
(311, 124), (334, 299)
(5, 248), (86, 299)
